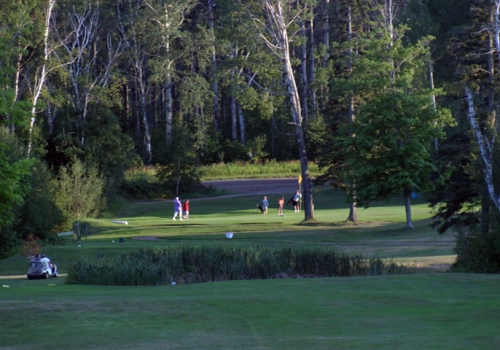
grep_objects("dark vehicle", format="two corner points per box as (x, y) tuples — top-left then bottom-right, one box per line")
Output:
(27, 256), (58, 279)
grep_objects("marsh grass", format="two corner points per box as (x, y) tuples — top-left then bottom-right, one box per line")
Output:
(66, 245), (410, 286)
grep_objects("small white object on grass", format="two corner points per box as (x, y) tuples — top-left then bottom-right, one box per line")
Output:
(78, 245), (81, 247)
(112, 240), (115, 243)
(172, 281), (176, 285)
(225, 232), (234, 239)
(112, 220), (128, 225)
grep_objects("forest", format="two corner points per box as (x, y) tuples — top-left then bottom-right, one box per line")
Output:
(1, 0), (500, 270)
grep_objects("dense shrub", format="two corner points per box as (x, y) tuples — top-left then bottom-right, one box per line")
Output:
(66, 245), (412, 286)
(121, 168), (172, 199)
(450, 228), (500, 273)
(56, 160), (106, 222)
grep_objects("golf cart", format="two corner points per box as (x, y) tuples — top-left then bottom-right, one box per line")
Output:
(27, 255), (58, 279)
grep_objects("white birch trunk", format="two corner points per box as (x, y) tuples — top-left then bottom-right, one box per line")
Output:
(256, 0), (314, 219)
(466, 87), (500, 212)
(165, 78), (173, 143)
(299, 20), (309, 123)
(231, 86), (237, 140)
(308, 17), (317, 118)
(208, 0), (220, 131)
(494, 1), (500, 64)
(117, 3), (153, 165)
(237, 102), (246, 145)
(428, 53), (438, 150)
(346, 4), (357, 222)
(27, 0), (56, 158)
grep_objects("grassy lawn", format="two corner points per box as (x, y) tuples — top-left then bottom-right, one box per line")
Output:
(1, 274), (499, 349)
(2, 187), (494, 349)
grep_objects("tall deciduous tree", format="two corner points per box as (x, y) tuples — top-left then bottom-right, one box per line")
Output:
(340, 25), (453, 229)
(248, 0), (316, 220)
(144, 0), (196, 144)
(27, 0), (56, 158)
(117, 0), (154, 165)
(54, 0), (122, 147)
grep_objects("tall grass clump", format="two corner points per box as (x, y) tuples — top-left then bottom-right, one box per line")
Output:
(66, 245), (413, 286)
(201, 160), (320, 180)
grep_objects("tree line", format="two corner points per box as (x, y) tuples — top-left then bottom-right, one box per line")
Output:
(1, 0), (500, 270)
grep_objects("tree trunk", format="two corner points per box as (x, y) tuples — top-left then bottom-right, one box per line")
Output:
(404, 189), (414, 229)
(284, 39), (314, 220)
(140, 76), (153, 166)
(237, 102), (246, 145)
(28, 0), (56, 158)
(165, 79), (173, 143)
(466, 87), (500, 213)
(257, 0), (314, 220)
(231, 88), (237, 141)
(346, 4), (357, 222)
(299, 19), (309, 124)
(208, 0), (220, 131)
(308, 16), (317, 118)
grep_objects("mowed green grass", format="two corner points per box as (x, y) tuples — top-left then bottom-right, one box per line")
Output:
(1, 274), (499, 349)
(3, 188), (492, 349)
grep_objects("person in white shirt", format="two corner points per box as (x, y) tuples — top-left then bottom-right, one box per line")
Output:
(292, 190), (302, 212)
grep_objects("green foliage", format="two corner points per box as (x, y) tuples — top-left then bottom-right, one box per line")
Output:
(427, 126), (483, 234)
(15, 161), (64, 239)
(219, 139), (249, 163)
(66, 245), (411, 286)
(156, 126), (202, 196)
(56, 159), (106, 222)
(341, 90), (452, 205)
(450, 225), (500, 273)
(0, 142), (32, 235)
(82, 104), (136, 192)
(332, 24), (454, 207)
(247, 134), (269, 164)
(120, 167), (172, 199)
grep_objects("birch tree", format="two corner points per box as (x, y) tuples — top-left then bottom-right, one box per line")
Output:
(248, 0), (316, 220)
(27, 0), (56, 158)
(143, 0), (196, 144)
(55, 0), (122, 147)
(117, 0), (153, 165)
(465, 88), (500, 212)
(463, 0), (500, 214)
(207, 0), (221, 132)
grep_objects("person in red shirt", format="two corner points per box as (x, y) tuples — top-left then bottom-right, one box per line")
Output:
(183, 199), (190, 219)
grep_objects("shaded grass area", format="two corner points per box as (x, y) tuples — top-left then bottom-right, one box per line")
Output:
(1, 274), (499, 349)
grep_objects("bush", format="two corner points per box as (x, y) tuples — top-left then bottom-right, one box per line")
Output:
(56, 159), (106, 221)
(450, 228), (500, 273)
(66, 245), (412, 286)
(121, 168), (172, 199)
(15, 161), (64, 240)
